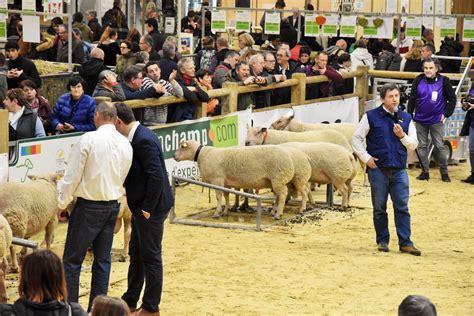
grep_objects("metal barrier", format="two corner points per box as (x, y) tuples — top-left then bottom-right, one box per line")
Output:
(12, 237), (39, 251)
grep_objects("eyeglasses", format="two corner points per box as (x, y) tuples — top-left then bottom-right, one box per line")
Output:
(120, 46), (128, 49)
(265, 60), (276, 63)
(276, 54), (285, 57)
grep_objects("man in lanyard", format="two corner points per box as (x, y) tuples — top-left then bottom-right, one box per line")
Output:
(407, 58), (457, 182)
(57, 102), (133, 311)
(352, 83), (421, 256)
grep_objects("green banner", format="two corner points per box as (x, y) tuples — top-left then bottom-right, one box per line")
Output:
(340, 25), (355, 35)
(265, 22), (279, 33)
(364, 26), (377, 36)
(211, 21), (225, 30)
(323, 25), (337, 34)
(464, 29), (474, 40)
(0, 23), (5, 38)
(406, 27), (420, 37)
(440, 28), (455, 38)
(236, 21), (250, 32)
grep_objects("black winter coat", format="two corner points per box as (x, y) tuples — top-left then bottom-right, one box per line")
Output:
(438, 40), (464, 73)
(78, 58), (109, 96)
(7, 56), (42, 88)
(0, 298), (87, 316)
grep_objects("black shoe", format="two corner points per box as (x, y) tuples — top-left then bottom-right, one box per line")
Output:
(461, 174), (474, 184)
(441, 174), (451, 182)
(377, 244), (389, 252)
(416, 172), (430, 181)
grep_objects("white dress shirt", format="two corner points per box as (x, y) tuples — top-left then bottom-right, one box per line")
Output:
(58, 124), (133, 209)
(127, 121), (140, 142)
(352, 107), (419, 164)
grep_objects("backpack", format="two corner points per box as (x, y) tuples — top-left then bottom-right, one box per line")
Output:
(324, 46), (343, 67)
(199, 48), (215, 71)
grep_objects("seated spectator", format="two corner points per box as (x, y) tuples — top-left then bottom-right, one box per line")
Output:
(125, 27), (141, 52)
(5, 88), (45, 141)
(121, 65), (164, 122)
(5, 41), (41, 89)
(72, 12), (93, 43)
(297, 45), (313, 68)
(20, 80), (52, 134)
(0, 250), (87, 315)
(213, 50), (240, 88)
(146, 17), (166, 52)
(170, 57), (209, 122)
(249, 53), (285, 109)
(375, 43), (395, 70)
(56, 24), (85, 64)
(51, 75), (96, 133)
(398, 295), (437, 316)
(90, 295), (130, 316)
(261, 35), (281, 52)
(195, 69), (219, 116)
(209, 37), (230, 72)
(139, 34), (160, 62)
(290, 40), (308, 61)
(438, 35), (463, 73)
(73, 28), (92, 62)
(116, 40), (140, 80)
(333, 53), (354, 96)
(351, 39), (374, 71)
(158, 43), (179, 81)
(36, 17), (62, 61)
(263, 51), (276, 75)
(98, 27), (121, 66)
(141, 61), (183, 125)
(238, 32), (255, 55)
(280, 18), (297, 49)
(301, 51), (343, 99)
(86, 10), (102, 42)
(240, 48), (258, 63)
(195, 36), (216, 71)
(79, 48), (109, 96)
(93, 70), (125, 101)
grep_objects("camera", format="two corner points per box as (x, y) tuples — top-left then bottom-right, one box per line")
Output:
(461, 95), (474, 111)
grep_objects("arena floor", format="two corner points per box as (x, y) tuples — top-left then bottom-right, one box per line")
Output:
(5, 163), (473, 314)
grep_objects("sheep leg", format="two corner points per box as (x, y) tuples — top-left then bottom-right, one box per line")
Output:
(114, 216), (123, 234)
(8, 246), (19, 273)
(44, 220), (56, 250)
(222, 192), (230, 216)
(334, 182), (349, 208)
(307, 183), (315, 205)
(346, 179), (353, 206)
(272, 185), (288, 220)
(0, 258), (6, 303)
(213, 189), (223, 218)
(119, 217), (132, 262)
(298, 184), (310, 214)
(231, 191), (240, 211)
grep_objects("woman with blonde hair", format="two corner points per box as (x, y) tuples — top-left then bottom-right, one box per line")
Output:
(238, 32), (255, 55)
(402, 39), (424, 72)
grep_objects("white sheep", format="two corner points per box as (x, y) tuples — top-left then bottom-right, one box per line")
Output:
(245, 126), (352, 152)
(115, 195), (132, 262)
(270, 115), (357, 143)
(0, 215), (12, 303)
(280, 142), (358, 207)
(173, 140), (295, 219)
(0, 175), (58, 272)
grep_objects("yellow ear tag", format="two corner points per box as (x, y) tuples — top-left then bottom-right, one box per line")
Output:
(182, 143), (188, 148)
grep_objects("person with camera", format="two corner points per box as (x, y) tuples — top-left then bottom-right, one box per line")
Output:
(223, 61), (259, 111)
(407, 58), (457, 182)
(460, 87), (474, 184)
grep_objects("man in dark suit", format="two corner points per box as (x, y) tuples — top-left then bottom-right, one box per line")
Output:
(114, 103), (174, 316)
(287, 9), (305, 34)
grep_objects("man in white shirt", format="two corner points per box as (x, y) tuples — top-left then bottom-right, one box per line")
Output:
(352, 83), (421, 256)
(57, 101), (133, 311)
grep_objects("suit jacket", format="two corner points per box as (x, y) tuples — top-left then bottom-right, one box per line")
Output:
(125, 124), (174, 215)
(288, 15), (305, 32)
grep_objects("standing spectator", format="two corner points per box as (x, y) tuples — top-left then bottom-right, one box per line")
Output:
(437, 35), (464, 73)
(79, 48), (109, 96)
(223, 61), (256, 111)
(249, 53), (284, 109)
(209, 37), (229, 72)
(157, 37), (182, 61)
(287, 8), (305, 34)
(93, 70), (126, 101)
(73, 29), (92, 62)
(407, 58), (457, 182)
(279, 18), (297, 49)
(263, 51), (277, 74)
(146, 18), (166, 52)
(90, 296), (130, 316)
(5, 41), (41, 89)
(195, 36), (215, 71)
(86, 10), (102, 42)
(72, 12), (92, 43)
(350, 39), (374, 71)
(158, 43), (178, 81)
(213, 50), (240, 88)
(402, 39), (424, 72)
(301, 51), (343, 99)
(333, 53), (354, 96)
(398, 295), (437, 316)
(36, 17), (63, 61)
(5, 88), (45, 140)
(0, 250), (87, 315)
(237, 32), (255, 55)
(56, 24), (85, 64)
(102, 0), (128, 39)
(51, 76), (96, 133)
(170, 57), (209, 122)
(195, 69), (219, 116)
(114, 103), (173, 316)
(391, 28), (413, 54)
(421, 44), (435, 62)
(352, 83), (421, 256)
(422, 28), (434, 46)
(273, 47), (297, 105)
(116, 40), (139, 80)
(7, 13), (21, 38)
(57, 102), (132, 311)
(324, 39), (348, 67)
(125, 28), (141, 52)
(459, 87), (474, 184)
(20, 80), (52, 134)
(181, 10), (198, 33)
(261, 35), (281, 52)
(98, 27), (121, 66)
(375, 43), (396, 71)
(141, 61), (183, 125)
(139, 34), (160, 62)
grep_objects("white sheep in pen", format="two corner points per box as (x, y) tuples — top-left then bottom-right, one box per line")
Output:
(0, 215), (12, 303)
(0, 175), (58, 272)
(173, 140), (301, 219)
(270, 115), (357, 143)
(280, 142), (358, 207)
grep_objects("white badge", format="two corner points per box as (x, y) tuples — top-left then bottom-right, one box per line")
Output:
(431, 91), (438, 102)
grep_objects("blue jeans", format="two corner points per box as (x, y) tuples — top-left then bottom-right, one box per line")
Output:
(63, 198), (119, 311)
(367, 167), (413, 247)
(469, 126), (474, 174)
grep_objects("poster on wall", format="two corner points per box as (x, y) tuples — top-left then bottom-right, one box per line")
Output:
(406, 16), (422, 39)
(0, 0), (6, 11)
(439, 17), (456, 38)
(463, 17), (474, 42)
(235, 10), (251, 33)
(362, 16), (394, 39)
(386, 0), (397, 13)
(400, 0), (409, 13)
(22, 0), (35, 12)
(422, 0), (434, 29)
(211, 9), (226, 33)
(264, 11), (281, 35)
(0, 14), (6, 41)
(435, 0), (445, 15)
(180, 32), (194, 54)
(304, 13), (318, 37)
(165, 17), (175, 34)
(340, 15), (356, 37)
(322, 14), (339, 37)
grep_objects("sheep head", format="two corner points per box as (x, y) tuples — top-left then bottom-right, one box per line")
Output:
(245, 126), (268, 146)
(173, 140), (201, 162)
(269, 115), (294, 130)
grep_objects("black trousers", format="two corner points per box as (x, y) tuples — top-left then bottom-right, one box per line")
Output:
(122, 211), (168, 313)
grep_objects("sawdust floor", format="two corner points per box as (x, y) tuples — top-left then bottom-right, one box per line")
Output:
(4, 163), (474, 315)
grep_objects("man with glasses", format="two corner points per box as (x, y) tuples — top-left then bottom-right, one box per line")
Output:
(263, 51), (277, 74)
(56, 24), (85, 64)
(273, 47), (297, 105)
(116, 40), (139, 80)
(139, 34), (160, 62)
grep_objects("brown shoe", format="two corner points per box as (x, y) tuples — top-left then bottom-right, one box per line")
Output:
(399, 245), (421, 256)
(133, 308), (160, 316)
(377, 244), (389, 252)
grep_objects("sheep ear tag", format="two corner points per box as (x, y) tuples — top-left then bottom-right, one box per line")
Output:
(182, 142), (188, 148)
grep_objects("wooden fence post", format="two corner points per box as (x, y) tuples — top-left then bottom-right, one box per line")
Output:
(0, 110), (8, 155)
(291, 73), (307, 105)
(222, 82), (239, 114)
(355, 65), (369, 118)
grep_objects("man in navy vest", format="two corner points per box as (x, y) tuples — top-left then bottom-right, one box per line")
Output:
(352, 83), (421, 256)
(407, 58), (457, 182)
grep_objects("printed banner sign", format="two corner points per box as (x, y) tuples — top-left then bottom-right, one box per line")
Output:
(304, 13), (318, 37)
(211, 9), (226, 33)
(406, 16), (422, 39)
(264, 11), (280, 35)
(235, 10), (251, 33)
(322, 14), (339, 36)
(0, 14), (6, 40)
(439, 17), (456, 38)
(340, 15), (356, 37)
(363, 16), (394, 39)
(462, 17), (474, 42)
